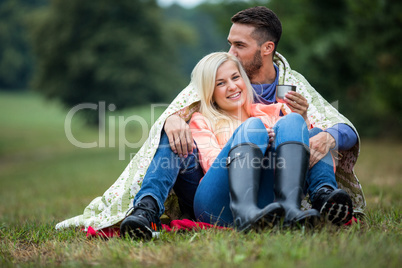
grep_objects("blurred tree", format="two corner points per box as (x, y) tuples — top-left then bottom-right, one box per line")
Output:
(188, 0), (402, 136)
(344, 0), (402, 137)
(199, 0), (266, 36)
(163, 4), (227, 77)
(29, 0), (185, 124)
(0, 0), (47, 90)
(279, 0), (355, 102)
(25, 0), (402, 134)
(272, 0), (402, 137)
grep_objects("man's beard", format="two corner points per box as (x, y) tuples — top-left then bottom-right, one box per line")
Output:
(242, 50), (263, 81)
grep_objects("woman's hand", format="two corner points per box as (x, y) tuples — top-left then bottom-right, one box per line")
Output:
(164, 114), (195, 158)
(284, 91), (309, 121)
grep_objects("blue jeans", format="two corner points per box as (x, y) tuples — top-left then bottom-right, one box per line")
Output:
(133, 130), (203, 218)
(306, 127), (338, 200)
(193, 114), (337, 226)
(134, 114), (337, 222)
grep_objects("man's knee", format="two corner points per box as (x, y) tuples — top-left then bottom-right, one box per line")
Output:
(159, 130), (171, 147)
(309, 127), (323, 138)
(179, 149), (200, 172)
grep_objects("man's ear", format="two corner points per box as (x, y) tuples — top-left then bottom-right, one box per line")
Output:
(262, 41), (275, 56)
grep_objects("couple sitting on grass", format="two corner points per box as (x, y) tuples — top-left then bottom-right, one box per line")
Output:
(56, 7), (365, 239)
(120, 52), (354, 238)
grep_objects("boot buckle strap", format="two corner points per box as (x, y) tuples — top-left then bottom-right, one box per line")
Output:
(226, 153), (241, 166)
(226, 157), (231, 166)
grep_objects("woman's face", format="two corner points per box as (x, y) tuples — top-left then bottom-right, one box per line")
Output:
(212, 60), (248, 117)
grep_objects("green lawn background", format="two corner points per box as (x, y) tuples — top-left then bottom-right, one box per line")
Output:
(0, 92), (400, 267)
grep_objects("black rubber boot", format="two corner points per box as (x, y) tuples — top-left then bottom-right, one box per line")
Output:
(227, 143), (285, 232)
(274, 142), (321, 228)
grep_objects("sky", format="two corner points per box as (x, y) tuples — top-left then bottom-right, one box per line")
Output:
(157, 0), (207, 8)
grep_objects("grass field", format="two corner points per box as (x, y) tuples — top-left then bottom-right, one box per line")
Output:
(0, 92), (401, 267)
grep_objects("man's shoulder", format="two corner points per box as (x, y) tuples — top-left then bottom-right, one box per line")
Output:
(274, 52), (314, 89)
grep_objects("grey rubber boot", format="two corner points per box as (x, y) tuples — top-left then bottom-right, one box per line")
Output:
(274, 142), (321, 228)
(227, 143), (285, 232)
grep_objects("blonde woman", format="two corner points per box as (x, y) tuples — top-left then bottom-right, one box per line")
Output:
(189, 52), (352, 231)
(120, 52), (353, 237)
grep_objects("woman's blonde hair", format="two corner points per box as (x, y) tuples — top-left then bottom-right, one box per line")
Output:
(191, 52), (256, 144)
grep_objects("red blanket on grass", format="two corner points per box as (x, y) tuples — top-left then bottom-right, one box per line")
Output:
(86, 219), (226, 238)
(85, 217), (358, 238)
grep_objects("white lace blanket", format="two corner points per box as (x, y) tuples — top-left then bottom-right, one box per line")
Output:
(56, 52), (365, 230)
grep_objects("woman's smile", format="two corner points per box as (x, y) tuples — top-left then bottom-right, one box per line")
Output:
(227, 91), (241, 99)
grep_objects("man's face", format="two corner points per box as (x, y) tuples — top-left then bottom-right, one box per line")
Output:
(227, 23), (262, 79)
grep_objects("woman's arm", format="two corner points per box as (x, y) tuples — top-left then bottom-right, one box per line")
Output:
(189, 113), (222, 174)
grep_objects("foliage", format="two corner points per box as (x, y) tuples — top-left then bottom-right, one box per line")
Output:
(0, 0), (46, 90)
(199, 0), (267, 35)
(267, 0), (402, 137)
(1, 0), (401, 135)
(344, 0), (402, 136)
(28, 0), (185, 124)
(197, 0), (402, 137)
(163, 3), (229, 79)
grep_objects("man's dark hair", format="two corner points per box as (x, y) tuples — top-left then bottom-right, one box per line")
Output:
(231, 6), (282, 54)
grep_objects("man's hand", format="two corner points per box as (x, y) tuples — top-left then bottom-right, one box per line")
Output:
(164, 114), (194, 157)
(309, 132), (336, 168)
(284, 91), (309, 120)
(267, 128), (275, 148)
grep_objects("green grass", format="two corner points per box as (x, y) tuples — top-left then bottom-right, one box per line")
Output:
(0, 92), (401, 267)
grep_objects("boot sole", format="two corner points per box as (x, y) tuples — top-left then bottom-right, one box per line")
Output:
(320, 189), (353, 225)
(239, 206), (285, 232)
(292, 211), (321, 229)
(120, 216), (159, 240)
(261, 207), (286, 228)
(282, 209), (321, 229)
